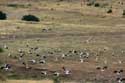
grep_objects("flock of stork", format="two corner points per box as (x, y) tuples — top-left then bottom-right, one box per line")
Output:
(0, 39), (125, 83)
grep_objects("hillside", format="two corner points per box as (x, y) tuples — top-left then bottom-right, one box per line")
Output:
(0, 0), (125, 83)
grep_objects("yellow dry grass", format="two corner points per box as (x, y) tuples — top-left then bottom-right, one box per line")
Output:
(0, 80), (77, 83)
(0, 80), (53, 83)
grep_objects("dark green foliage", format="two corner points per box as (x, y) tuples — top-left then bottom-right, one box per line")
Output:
(22, 15), (40, 22)
(94, 3), (100, 7)
(0, 48), (4, 53)
(122, 10), (125, 17)
(107, 9), (112, 13)
(0, 11), (7, 20)
(7, 3), (31, 8)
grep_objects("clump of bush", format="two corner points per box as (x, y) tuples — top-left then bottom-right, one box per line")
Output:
(7, 3), (31, 8)
(0, 11), (7, 20)
(122, 10), (125, 17)
(94, 3), (100, 7)
(21, 14), (40, 22)
(107, 9), (112, 13)
(0, 48), (4, 53)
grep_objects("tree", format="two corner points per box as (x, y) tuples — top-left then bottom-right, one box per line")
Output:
(0, 11), (7, 20)
(22, 14), (40, 22)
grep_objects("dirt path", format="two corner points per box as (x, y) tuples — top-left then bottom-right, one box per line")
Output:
(1, 31), (125, 40)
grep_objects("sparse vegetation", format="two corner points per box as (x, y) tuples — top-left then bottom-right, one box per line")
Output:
(0, 0), (125, 83)
(0, 11), (7, 20)
(22, 15), (40, 22)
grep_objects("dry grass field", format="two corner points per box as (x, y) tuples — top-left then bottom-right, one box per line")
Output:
(0, 80), (79, 83)
(0, 80), (53, 83)
(0, 0), (125, 83)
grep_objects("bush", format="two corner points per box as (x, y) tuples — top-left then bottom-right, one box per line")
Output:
(0, 11), (7, 20)
(22, 15), (40, 22)
(7, 3), (31, 8)
(0, 48), (4, 53)
(94, 3), (100, 7)
(122, 10), (125, 17)
(107, 9), (112, 13)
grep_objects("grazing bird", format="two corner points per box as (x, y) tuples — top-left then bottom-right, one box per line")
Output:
(4, 44), (8, 49)
(18, 49), (23, 53)
(19, 52), (25, 58)
(34, 47), (39, 51)
(39, 60), (46, 64)
(114, 69), (124, 75)
(28, 50), (32, 54)
(62, 67), (71, 75)
(36, 54), (40, 57)
(0, 64), (11, 71)
(96, 66), (101, 70)
(62, 54), (65, 59)
(28, 59), (36, 64)
(116, 77), (125, 83)
(22, 62), (30, 69)
(80, 58), (84, 63)
(42, 55), (47, 59)
(95, 57), (99, 62)
(118, 60), (122, 64)
(96, 66), (108, 72)
(53, 72), (60, 77)
(104, 59), (108, 65)
(41, 71), (47, 76)
(8, 53), (11, 57)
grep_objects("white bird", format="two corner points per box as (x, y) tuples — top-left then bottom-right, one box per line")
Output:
(64, 70), (71, 75)
(80, 58), (84, 63)
(39, 60), (46, 64)
(4, 44), (8, 49)
(41, 71), (47, 76)
(54, 72), (60, 76)
(29, 59), (36, 64)
(62, 54), (65, 59)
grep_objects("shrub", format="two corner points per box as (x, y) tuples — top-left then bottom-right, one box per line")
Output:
(0, 11), (7, 20)
(22, 15), (40, 22)
(7, 3), (31, 8)
(107, 9), (112, 13)
(0, 48), (4, 53)
(94, 3), (100, 7)
(122, 10), (125, 17)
